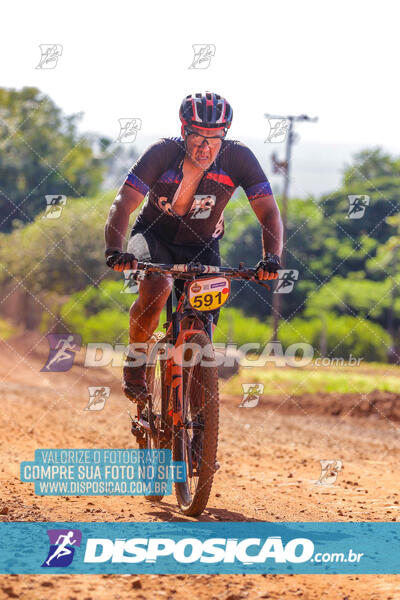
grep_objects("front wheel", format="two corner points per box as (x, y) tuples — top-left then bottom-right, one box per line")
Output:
(138, 332), (170, 502)
(173, 332), (219, 516)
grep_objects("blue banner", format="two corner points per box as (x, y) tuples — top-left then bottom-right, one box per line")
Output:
(0, 522), (399, 574)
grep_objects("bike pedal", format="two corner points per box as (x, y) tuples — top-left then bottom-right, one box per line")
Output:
(130, 420), (144, 440)
(140, 409), (149, 423)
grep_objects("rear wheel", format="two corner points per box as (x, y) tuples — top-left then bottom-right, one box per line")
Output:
(139, 332), (170, 502)
(173, 332), (219, 516)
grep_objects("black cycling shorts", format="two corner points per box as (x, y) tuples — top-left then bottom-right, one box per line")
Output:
(127, 227), (221, 324)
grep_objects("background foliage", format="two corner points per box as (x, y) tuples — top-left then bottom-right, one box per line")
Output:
(1, 88), (400, 362)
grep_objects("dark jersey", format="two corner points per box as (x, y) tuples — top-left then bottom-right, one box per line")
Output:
(124, 136), (272, 245)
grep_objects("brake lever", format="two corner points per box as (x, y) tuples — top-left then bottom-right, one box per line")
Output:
(249, 275), (271, 291)
(253, 278), (271, 292)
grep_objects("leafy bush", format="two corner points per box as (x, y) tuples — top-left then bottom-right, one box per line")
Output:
(0, 317), (17, 340)
(214, 307), (272, 346)
(279, 314), (391, 362)
(305, 276), (393, 320)
(60, 288), (273, 347)
(0, 191), (138, 296)
(60, 281), (133, 344)
(58, 284), (390, 363)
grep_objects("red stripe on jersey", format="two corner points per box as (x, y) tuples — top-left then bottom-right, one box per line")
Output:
(206, 172), (235, 186)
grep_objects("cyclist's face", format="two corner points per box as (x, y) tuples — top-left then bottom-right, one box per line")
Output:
(185, 126), (225, 169)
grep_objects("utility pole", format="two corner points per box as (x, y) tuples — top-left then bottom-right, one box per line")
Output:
(264, 113), (318, 340)
(388, 244), (399, 362)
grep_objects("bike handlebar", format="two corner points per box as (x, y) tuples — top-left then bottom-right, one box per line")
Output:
(134, 261), (258, 280)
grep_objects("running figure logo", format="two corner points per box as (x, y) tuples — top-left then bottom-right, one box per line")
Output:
(121, 270), (139, 294)
(239, 383), (264, 408)
(85, 386), (110, 411)
(42, 195), (67, 219)
(188, 44), (216, 69)
(42, 529), (82, 568)
(347, 195), (370, 219)
(41, 334), (82, 372)
(274, 269), (299, 294)
(265, 119), (289, 143)
(117, 118), (142, 143)
(36, 44), (63, 69)
(190, 195), (216, 220)
(316, 460), (343, 486)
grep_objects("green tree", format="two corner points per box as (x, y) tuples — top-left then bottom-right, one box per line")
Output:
(368, 214), (400, 351)
(0, 86), (108, 231)
(0, 191), (139, 297)
(343, 147), (400, 183)
(319, 147), (400, 274)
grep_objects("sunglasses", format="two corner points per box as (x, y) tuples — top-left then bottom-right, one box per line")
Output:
(184, 127), (226, 147)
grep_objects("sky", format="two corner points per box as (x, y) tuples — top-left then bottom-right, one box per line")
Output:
(2, 0), (400, 196)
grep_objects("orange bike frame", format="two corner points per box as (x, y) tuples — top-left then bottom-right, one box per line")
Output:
(164, 287), (208, 427)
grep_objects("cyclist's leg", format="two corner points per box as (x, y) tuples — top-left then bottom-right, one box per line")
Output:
(123, 230), (173, 402)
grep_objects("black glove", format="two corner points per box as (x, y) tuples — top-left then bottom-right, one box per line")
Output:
(255, 253), (281, 280)
(105, 249), (138, 271)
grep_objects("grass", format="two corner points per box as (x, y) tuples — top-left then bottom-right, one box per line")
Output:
(0, 317), (17, 341)
(220, 362), (400, 396)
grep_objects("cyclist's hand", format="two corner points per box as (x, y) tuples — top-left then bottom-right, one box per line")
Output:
(255, 253), (281, 281)
(105, 250), (138, 272)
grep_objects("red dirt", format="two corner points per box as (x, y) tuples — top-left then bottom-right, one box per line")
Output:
(1, 333), (400, 599)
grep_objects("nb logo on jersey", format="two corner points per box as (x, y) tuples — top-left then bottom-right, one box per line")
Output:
(190, 195), (216, 220)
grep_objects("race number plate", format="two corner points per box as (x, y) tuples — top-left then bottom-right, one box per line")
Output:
(188, 277), (231, 311)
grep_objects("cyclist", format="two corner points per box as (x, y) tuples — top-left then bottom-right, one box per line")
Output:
(104, 92), (283, 403)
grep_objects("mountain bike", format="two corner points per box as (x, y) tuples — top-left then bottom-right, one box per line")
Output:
(129, 261), (266, 516)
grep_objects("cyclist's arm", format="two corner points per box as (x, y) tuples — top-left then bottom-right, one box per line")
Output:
(230, 141), (283, 258)
(250, 194), (283, 258)
(104, 137), (180, 252)
(105, 138), (170, 250)
(105, 185), (145, 252)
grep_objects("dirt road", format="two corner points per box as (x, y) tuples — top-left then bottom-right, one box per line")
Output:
(1, 333), (400, 599)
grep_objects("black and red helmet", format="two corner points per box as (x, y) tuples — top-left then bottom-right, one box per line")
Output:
(179, 92), (233, 131)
